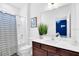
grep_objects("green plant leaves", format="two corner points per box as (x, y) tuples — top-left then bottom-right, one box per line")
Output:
(38, 24), (48, 35)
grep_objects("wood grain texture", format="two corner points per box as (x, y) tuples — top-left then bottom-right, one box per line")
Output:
(32, 41), (79, 56)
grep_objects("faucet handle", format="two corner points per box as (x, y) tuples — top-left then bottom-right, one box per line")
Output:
(56, 33), (60, 37)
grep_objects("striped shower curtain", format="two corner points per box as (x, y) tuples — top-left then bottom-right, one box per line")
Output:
(0, 11), (17, 56)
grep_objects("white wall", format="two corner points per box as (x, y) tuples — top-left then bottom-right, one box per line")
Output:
(39, 4), (77, 44)
(30, 3), (71, 38)
(30, 3), (48, 18)
(40, 4), (71, 37)
(73, 4), (79, 43)
(30, 3), (70, 38)
(30, 3), (79, 45)
(30, 3), (48, 38)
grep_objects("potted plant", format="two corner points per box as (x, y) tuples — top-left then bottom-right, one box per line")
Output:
(38, 24), (48, 39)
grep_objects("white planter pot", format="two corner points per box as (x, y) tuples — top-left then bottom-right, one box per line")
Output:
(39, 35), (47, 39)
(40, 35), (43, 39)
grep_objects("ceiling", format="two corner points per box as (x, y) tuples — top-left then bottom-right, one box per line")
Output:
(8, 3), (69, 10)
(8, 3), (27, 9)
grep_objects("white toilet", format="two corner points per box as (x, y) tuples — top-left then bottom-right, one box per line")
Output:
(18, 44), (32, 56)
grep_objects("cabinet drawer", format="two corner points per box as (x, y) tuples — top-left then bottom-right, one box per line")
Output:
(32, 41), (41, 48)
(33, 47), (47, 56)
(41, 44), (57, 53)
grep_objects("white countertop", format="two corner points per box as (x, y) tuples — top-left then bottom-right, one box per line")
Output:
(31, 37), (79, 52)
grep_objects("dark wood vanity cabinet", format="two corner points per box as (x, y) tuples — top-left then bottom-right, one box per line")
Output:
(32, 42), (47, 56)
(32, 41), (79, 56)
(33, 47), (47, 56)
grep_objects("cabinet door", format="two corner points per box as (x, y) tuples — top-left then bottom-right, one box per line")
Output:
(57, 49), (71, 56)
(32, 41), (41, 48)
(48, 52), (59, 56)
(68, 51), (79, 56)
(41, 44), (57, 53)
(33, 47), (47, 56)
(57, 49), (79, 56)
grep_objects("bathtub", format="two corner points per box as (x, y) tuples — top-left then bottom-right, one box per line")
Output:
(18, 44), (32, 56)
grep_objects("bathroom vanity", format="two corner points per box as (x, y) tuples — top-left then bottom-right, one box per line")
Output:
(32, 38), (79, 56)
